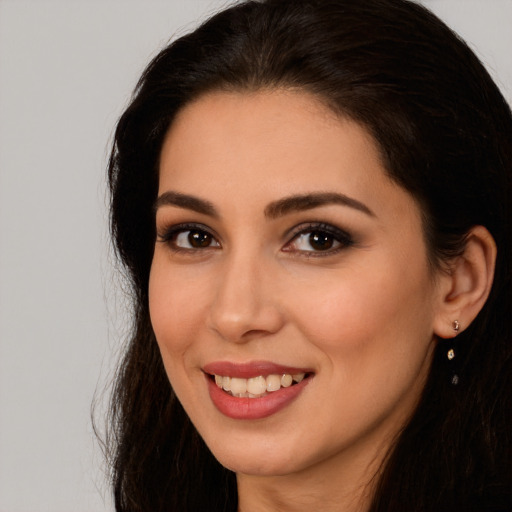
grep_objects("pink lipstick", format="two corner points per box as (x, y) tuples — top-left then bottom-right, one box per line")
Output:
(203, 361), (313, 420)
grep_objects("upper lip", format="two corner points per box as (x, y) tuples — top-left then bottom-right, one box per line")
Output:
(203, 360), (313, 378)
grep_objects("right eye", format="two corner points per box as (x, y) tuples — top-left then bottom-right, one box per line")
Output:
(158, 225), (221, 251)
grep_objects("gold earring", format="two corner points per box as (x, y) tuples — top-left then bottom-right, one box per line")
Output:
(452, 320), (460, 333)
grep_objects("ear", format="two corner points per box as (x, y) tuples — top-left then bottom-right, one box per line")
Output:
(433, 226), (496, 339)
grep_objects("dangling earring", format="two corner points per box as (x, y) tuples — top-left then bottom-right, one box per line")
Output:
(447, 320), (460, 385)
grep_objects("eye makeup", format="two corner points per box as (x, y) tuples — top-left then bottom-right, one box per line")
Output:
(156, 218), (355, 258)
(283, 221), (354, 257)
(157, 222), (221, 253)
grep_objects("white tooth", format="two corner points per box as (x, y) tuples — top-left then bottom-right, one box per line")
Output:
(230, 378), (247, 395)
(292, 373), (305, 383)
(281, 374), (293, 387)
(247, 375), (267, 395)
(222, 376), (231, 391)
(266, 374), (281, 392)
(215, 375), (223, 388)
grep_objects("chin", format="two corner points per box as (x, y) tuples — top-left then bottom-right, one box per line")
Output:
(206, 438), (303, 476)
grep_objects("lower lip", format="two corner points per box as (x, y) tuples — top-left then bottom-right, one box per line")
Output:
(206, 374), (311, 420)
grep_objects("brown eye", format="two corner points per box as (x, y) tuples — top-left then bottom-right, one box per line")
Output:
(188, 230), (213, 248)
(308, 231), (334, 251)
(288, 230), (340, 252)
(166, 227), (220, 250)
(283, 223), (353, 255)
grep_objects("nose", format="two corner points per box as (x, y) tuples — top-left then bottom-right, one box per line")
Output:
(207, 250), (285, 343)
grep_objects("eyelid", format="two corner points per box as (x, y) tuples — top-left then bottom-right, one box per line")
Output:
(282, 222), (354, 254)
(156, 222), (221, 249)
(156, 220), (353, 255)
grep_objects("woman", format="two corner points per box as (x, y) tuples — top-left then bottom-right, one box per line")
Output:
(106, 0), (512, 510)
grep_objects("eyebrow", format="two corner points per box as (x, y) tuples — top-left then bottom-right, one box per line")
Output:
(154, 190), (374, 218)
(154, 191), (218, 217)
(264, 192), (375, 219)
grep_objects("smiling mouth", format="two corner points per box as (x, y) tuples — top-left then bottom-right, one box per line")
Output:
(210, 372), (311, 398)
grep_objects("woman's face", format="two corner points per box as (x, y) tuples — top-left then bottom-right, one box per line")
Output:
(149, 90), (443, 478)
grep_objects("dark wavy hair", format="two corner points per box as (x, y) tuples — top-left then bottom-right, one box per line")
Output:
(105, 0), (512, 510)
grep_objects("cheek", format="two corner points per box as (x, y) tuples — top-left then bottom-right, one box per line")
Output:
(287, 260), (434, 361)
(286, 264), (436, 434)
(148, 259), (207, 357)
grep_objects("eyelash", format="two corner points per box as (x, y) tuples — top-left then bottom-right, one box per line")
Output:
(157, 223), (220, 253)
(156, 221), (354, 256)
(284, 222), (354, 257)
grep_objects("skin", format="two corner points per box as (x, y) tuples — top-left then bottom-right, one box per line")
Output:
(149, 89), (451, 512)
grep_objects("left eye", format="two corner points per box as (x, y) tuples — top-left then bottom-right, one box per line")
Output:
(284, 225), (352, 254)
(289, 231), (340, 251)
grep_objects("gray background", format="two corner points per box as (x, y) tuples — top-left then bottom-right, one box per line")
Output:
(0, 1), (510, 511)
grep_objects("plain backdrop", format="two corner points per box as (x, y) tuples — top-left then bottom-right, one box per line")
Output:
(0, 1), (510, 511)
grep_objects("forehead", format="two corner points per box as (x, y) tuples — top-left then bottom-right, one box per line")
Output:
(158, 89), (418, 224)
